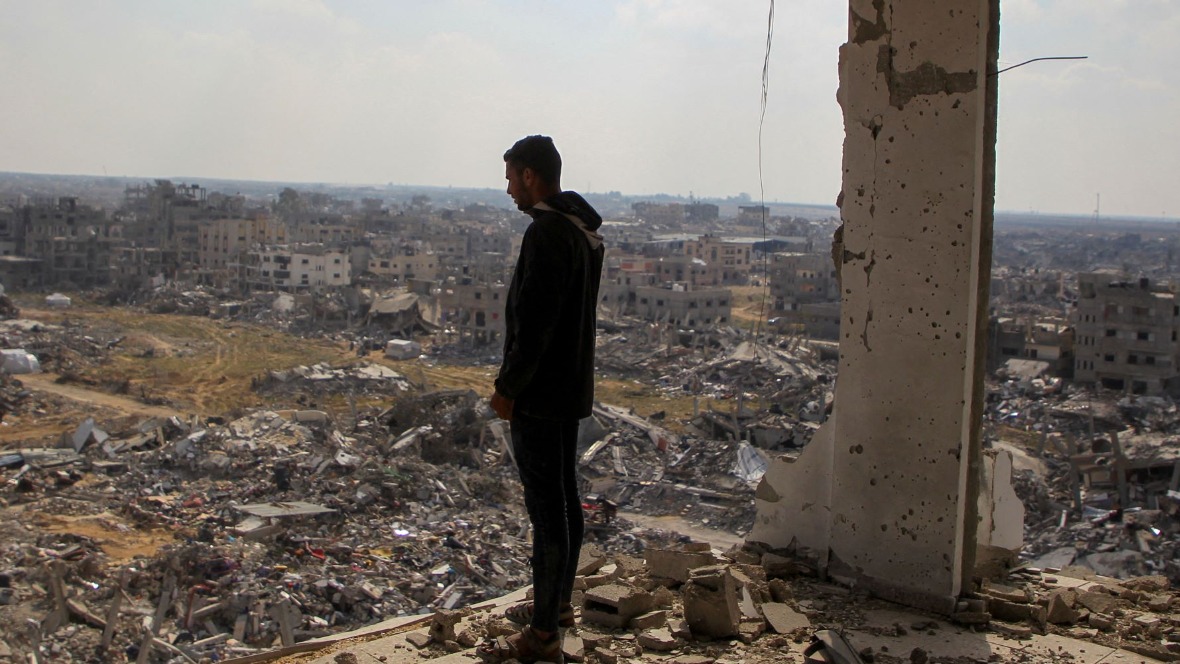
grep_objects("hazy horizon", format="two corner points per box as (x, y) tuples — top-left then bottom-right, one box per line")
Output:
(2, 1), (1177, 219)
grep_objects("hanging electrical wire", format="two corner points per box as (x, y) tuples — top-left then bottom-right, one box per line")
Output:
(752, 0), (775, 347)
(993, 55), (1086, 76)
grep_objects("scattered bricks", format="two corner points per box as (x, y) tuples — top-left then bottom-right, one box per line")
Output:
(405, 631), (431, 649)
(428, 609), (463, 643)
(645, 548), (717, 584)
(583, 562), (623, 588)
(1046, 592), (1080, 625)
(987, 598), (1043, 624)
(1118, 587), (1145, 604)
(485, 621), (518, 638)
(582, 584), (654, 630)
(443, 640), (464, 653)
(594, 646), (618, 664)
(980, 581), (1031, 604)
(737, 620), (765, 644)
(614, 555), (647, 578)
(1077, 590), (1124, 616)
(1133, 614), (1163, 636)
(1148, 594), (1174, 613)
(637, 627), (679, 652)
(989, 622), (1032, 639)
(577, 546), (609, 576)
(1088, 613), (1116, 631)
(456, 627), (479, 648)
(761, 602), (810, 635)
(630, 610), (668, 630)
(580, 631), (611, 650)
(1122, 575), (1170, 593)
(613, 637), (641, 658)
(683, 565), (741, 640)
(1067, 627), (1099, 639)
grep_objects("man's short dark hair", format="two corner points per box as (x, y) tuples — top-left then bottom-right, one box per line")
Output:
(504, 135), (562, 185)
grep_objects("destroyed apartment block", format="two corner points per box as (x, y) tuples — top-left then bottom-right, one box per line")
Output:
(436, 280), (506, 346)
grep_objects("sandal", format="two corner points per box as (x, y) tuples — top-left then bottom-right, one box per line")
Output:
(477, 626), (565, 664)
(505, 601), (576, 628)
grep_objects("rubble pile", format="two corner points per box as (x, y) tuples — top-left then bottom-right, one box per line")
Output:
(252, 362), (414, 405)
(336, 540), (1180, 664)
(985, 378), (1180, 585)
(0, 388), (706, 662)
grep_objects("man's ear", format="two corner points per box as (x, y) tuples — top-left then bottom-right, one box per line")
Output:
(521, 167), (536, 187)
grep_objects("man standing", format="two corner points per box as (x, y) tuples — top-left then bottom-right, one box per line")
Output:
(481, 135), (604, 664)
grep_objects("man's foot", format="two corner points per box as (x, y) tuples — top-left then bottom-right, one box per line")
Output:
(476, 626), (564, 663)
(504, 601), (576, 628)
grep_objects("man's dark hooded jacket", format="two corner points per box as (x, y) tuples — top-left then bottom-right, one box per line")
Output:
(495, 191), (604, 421)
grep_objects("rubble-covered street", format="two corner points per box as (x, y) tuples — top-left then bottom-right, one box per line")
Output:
(5, 292), (1180, 662)
(0, 295), (831, 663)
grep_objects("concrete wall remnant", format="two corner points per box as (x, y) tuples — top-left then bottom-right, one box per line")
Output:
(751, 0), (1002, 613)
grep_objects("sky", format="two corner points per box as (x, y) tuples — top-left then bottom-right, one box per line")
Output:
(0, 0), (1177, 219)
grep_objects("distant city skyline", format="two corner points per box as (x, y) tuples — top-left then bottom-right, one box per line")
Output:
(1, 1), (1177, 219)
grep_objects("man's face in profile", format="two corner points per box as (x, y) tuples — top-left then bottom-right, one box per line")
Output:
(505, 163), (534, 212)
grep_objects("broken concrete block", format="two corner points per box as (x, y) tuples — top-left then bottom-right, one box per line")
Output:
(1147, 594), (1174, 613)
(582, 584), (654, 629)
(682, 565), (740, 640)
(577, 545), (608, 576)
(1087, 613), (1115, 631)
(405, 632), (431, 649)
(1121, 575), (1170, 593)
(428, 609), (463, 643)
(980, 581), (1030, 604)
(579, 631), (611, 650)
(668, 618), (692, 639)
(737, 620), (765, 644)
(594, 646), (618, 664)
(1076, 589), (1123, 615)
(988, 598), (1046, 626)
(1045, 593), (1080, 625)
(645, 548), (717, 584)
(561, 633), (583, 662)
(990, 622), (1032, 639)
(637, 627), (678, 652)
(629, 610), (667, 630)
(1133, 614), (1163, 636)
(761, 602), (810, 634)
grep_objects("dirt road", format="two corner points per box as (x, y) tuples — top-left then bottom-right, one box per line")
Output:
(17, 372), (185, 419)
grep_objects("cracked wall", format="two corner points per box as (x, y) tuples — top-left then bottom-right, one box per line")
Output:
(752, 0), (1001, 612)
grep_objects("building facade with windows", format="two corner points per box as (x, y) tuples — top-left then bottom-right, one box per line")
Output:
(1073, 272), (1180, 395)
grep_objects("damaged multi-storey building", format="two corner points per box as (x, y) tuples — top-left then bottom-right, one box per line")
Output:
(1073, 271), (1180, 395)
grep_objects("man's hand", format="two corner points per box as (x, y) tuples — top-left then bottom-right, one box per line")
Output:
(490, 391), (514, 420)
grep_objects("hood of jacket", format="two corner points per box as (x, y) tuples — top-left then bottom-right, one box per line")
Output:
(529, 191), (604, 250)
